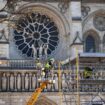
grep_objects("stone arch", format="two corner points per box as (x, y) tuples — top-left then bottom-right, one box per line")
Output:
(35, 95), (58, 105)
(11, 3), (70, 60)
(17, 3), (69, 35)
(83, 29), (100, 52)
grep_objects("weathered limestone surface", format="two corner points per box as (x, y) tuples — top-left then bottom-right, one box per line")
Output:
(0, 92), (105, 105)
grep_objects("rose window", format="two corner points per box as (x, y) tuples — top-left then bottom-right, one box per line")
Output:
(93, 14), (105, 31)
(13, 12), (59, 58)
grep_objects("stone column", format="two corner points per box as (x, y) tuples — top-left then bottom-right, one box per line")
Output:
(31, 73), (37, 90)
(62, 73), (66, 91)
(14, 73), (17, 91)
(9, 73), (15, 91)
(100, 40), (103, 52)
(53, 73), (58, 91)
(22, 73), (25, 91)
(0, 73), (1, 91)
(1, 73), (7, 91)
(7, 73), (10, 91)
(29, 73), (32, 91)
(16, 73), (22, 91)
(24, 73), (29, 90)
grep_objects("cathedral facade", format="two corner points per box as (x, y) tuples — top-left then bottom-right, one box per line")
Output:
(0, 0), (105, 60)
(0, 0), (105, 105)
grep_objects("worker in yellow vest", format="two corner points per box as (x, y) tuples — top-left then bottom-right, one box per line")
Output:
(83, 67), (93, 79)
(42, 58), (55, 78)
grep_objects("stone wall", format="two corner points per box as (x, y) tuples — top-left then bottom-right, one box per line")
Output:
(82, 3), (105, 52)
(0, 0), (83, 60)
(0, 92), (105, 105)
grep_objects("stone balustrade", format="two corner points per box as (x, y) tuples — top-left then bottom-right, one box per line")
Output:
(0, 59), (105, 92)
(0, 69), (105, 92)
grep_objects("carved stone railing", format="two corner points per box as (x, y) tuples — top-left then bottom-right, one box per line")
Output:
(0, 69), (105, 92)
(0, 59), (105, 92)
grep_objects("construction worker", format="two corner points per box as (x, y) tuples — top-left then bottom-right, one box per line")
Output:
(83, 67), (93, 79)
(42, 58), (55, 79)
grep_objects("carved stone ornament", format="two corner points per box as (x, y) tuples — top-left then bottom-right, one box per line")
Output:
(81, 6), (90, 18)
(58, 0), (69, 14)
(93, 12), (105, 31)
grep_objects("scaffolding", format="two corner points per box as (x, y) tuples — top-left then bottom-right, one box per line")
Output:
(61, 52), (105, 105)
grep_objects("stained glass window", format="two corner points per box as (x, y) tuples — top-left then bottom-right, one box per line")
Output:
(13, 12), (59, 58)
(85, 35), (96, 52)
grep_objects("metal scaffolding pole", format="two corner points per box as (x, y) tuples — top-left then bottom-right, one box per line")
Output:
(76, 49), (80, 105)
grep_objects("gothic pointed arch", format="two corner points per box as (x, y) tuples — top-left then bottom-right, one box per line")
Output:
(83, 29), (100, 52)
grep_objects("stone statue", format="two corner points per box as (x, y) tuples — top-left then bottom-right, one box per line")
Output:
(43, 43), (48, 59)
(32, 44), (37, 59)
(39, 44), (44, 59)
(36, 47), (39, 58)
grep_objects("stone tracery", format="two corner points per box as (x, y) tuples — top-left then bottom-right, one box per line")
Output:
(13, 12), (59, 58)
(93, 12), (105, 31)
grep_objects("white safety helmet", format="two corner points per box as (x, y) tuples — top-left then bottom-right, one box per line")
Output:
(50, 58), (55, 63)
(42, 68), (44, 71)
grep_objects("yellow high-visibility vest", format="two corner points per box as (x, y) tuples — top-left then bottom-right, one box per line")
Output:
(83, 67), (92, 78)
(45, 63), (51, 70)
